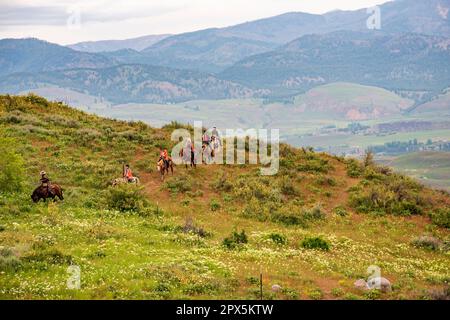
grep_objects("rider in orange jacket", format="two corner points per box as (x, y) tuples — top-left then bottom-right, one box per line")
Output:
(124, 164), (133, 182)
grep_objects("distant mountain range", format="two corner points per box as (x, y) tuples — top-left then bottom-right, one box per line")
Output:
(66, 0), (450, 73)
(67, 34), (171, 52)
(0, 64), (263, 104)
(220, 32), (450, 99)
(0, 0), (449, 107)
(0, 38), (114, 76)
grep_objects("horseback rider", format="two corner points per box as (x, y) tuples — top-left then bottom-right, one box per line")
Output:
(124, 164), (134, 182)
(202, 131), (211, 146)
(159, 148), (171, 167)
(39, 171), (55, 197)
(211, 126), (221, 146)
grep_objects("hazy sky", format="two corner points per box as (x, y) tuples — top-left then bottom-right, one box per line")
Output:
(0, 0), (392, 45)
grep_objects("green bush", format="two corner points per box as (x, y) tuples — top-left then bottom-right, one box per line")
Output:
(105, 184), (149, 212)
(0, 247), (22, 272)
(297, 158), (331, 174)
(303, 205), (326, 221)
(210, 199), (221, 211)
(212, 173), (233, 192)
(268, 233), (287, 245)
(315, 175), (337, 186)
(222, 230), (248, 249)
(429, 208), (450, 229)
(272, 209), (307, 227)
(349, 175), (424, 216)
(346, 159), (363, 178)
(300, 236), (330, 251)
(0, 138), (25, 193)
(280, 176), (298, 195)
(334, 206), (348, 217)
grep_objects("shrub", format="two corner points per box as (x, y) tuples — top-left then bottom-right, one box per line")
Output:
(297, 158), (331, 174)
(212, 173), (233, 192)
(346, 159), (363, 178)
(315, 175), (337, 187)
(363, 150), (374, 168)
(222, 230), (248, 249)
(105, 184), (149, 212)
(268, 233), (287, 245)
(0, 247), (22, 272)
(307, 288), (323, 300)
(364, 289), (381, 300)
(0, 138), (25, 193)
(334, 206), (348, 217)
(210, 199), (221, 211)
(429, 208), (450, 229)
(412, 236), (442, 251)
(300, 236), (330, 251)
(272, 209), (307, 227)
(280, 176), (298, 195)
(331, 287), (344, 297)
(178, 218), (211, 238)
(303, 205), (326, 221)
(427, 287), (450, 300)
(349, 175), (424, 216)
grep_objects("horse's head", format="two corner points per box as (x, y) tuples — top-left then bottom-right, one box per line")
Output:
(112, 179), (119, 187)
(157, 159), (164, 171)
(31, 190), (39, 203)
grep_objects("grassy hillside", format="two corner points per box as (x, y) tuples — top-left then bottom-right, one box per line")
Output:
(384, 152), (450, 192)
(0, 94), (449, 300)
(292, 82), (414, 120)
(412, 89), (450, 115)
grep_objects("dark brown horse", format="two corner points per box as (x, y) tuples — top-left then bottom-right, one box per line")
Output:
(157, 158), (174, 181)
(31, 184), (64, 203)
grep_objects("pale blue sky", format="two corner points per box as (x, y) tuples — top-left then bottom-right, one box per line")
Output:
(0, 0), (392, 44)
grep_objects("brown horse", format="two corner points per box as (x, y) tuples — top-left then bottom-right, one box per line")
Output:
(31, 184), (64, 203)
(157, 157), (174, 181)
(179, 147), (196, 169)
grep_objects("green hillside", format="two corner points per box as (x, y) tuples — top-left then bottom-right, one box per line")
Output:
(386, 152), (450, 192)
(292, 82), (414, 120)
(0, 95), (449, 300)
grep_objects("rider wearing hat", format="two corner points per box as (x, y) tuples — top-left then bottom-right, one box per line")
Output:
(40, 171), (55, 197)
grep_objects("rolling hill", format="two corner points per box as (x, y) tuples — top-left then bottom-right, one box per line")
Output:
(0, 64), (262, 104)
(140, 30), (278, 73)
(411, 88), (450, 114)
(0, 38), (115, 77)
(291, 82), (415, 120)
(383, 151), (450, 191)
(68, 34), (171, 53)
(0, 95), (449, 299)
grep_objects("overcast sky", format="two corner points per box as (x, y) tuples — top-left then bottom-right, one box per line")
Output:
(0, 0), (392, 45)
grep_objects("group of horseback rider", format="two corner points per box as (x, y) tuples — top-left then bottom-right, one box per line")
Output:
(203, 126), (221, 147)
(34, 127), (222, 200)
